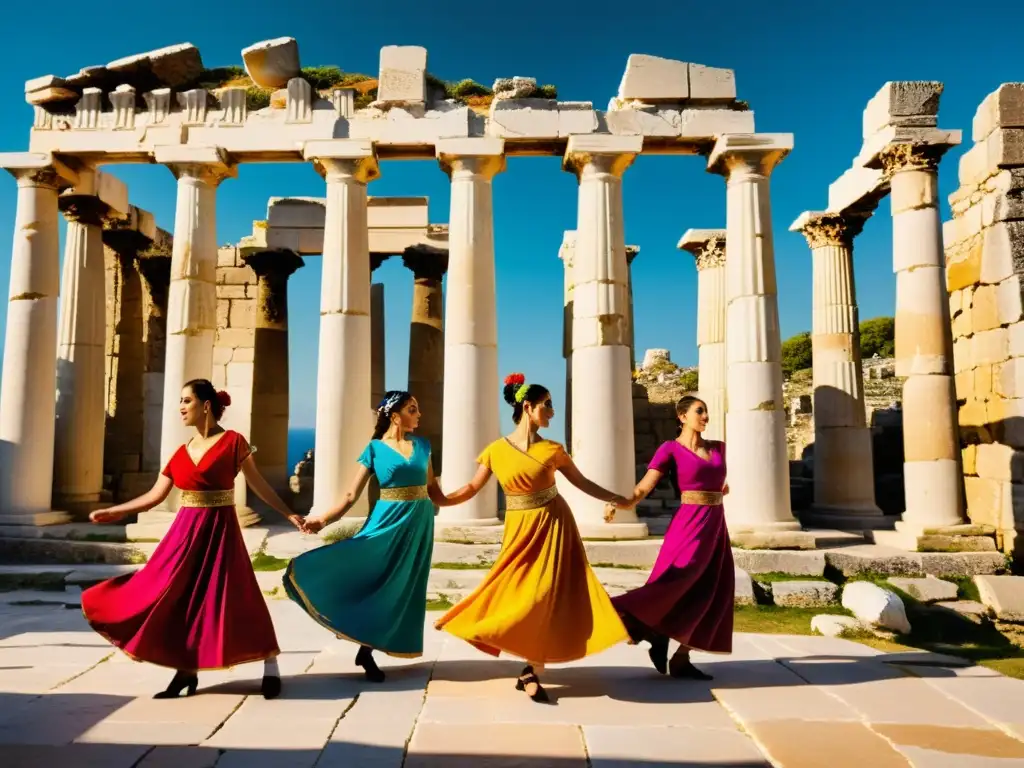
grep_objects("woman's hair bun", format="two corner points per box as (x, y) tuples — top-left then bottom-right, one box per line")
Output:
(215, 390), (232, 408)
(502, 372), (525, 406)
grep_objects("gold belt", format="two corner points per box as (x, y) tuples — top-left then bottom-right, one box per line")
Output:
(681, 490), (723, 506)
(178, 489), (235, 508)
(505, 485), (559, 511)
(379, 485), (429, 501)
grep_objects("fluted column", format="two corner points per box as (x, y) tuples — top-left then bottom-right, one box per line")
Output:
(679, 230), (728, 443)
(404, 245), (448, 471)
(876, 138), (966, 541)
(791, 211), (882, 526)
(132, 148), (235, 535)
(54, 172), (127, 514)
(304, 141), (379, 521)
(708, 134), (811, 547)
(562, 135), (647, 539)
(559, 232), (576, 447)
(435, 138), (504, 529)
(243, 250), (304, 503)
(0, 154), (75, 525)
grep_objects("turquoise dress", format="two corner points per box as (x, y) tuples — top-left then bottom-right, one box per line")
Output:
(283, 436), (435, 657)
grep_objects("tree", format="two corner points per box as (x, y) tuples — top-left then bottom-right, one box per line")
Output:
(859, 316), (895, 358)
(781, 331), (813, 377)
(678, 369), (699, 391)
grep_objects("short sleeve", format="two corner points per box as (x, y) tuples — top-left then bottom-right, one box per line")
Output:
(648, 442), (676, 474)
(476, 442), (494, 470)
(234, 432), (254, 470)
(160, 454), (176, 482)
(551, 443), (572, 469)
(357, 442), (374, 471)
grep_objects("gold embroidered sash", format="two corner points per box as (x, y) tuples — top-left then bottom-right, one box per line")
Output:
(681, 490), (723, 506)
(179, 489), (235, 508)
(379, 485), (429, 501)
(504, 485), (559, 511)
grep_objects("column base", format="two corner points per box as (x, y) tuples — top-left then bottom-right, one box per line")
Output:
(730, 522), (816, 550)
(801, 504), (890, 530)
(576, 522), (649, 540)
(871, 522), (997, 552)
(0, 510), (72, 527)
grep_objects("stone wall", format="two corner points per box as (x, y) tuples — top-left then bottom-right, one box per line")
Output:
(945, 84), (1024, 553)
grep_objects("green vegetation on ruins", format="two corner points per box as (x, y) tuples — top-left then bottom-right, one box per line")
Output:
(780, 316), (895, 378)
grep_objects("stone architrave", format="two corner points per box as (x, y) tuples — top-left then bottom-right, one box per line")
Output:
(0, 153), (77, 525)
(869, 134), (970, 547)
(790, 211), (883, 526)
(562, 135), (648, 539)
(404, 245), (448, 471)
(559, 232), (576, 447)
(131, 147), (236, 537)
(303, 140), (379, 522)
(54, 170), (129, 515)
(242, 249), (303, 508)
(708, 134), (813, 548)
(434, 138), (505, 530)
(678, 229), (727, 443)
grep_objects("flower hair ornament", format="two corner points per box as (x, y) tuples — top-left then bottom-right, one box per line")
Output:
(504, 372), (530, 403)
(377, 392), (404, 416)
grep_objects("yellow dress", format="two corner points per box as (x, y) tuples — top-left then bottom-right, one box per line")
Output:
(435, 438), (628, 663)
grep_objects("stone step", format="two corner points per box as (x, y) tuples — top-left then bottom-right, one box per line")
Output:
(0, 537), (147, 565)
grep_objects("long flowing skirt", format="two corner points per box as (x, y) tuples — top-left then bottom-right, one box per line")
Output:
(82, 506), (280, 671)
(612, 502), (734, 653)
(284, 498), (434, 657)
(435, 496), (628, 663)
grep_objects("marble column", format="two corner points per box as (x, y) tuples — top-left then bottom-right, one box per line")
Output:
(132, 148), (235, 535)
(370, 253), (390, 410)
(54, 172), (127, 514)
(708, 134), (811, 548)
(303, 140), (379, 522)
(435, 138), (505, 529)
(790, 211), (883, 526)
(404, 245), (448, 471)
(559, 232), (576, 447)
(562, 135), (647, 539)
(243, 250), (304, 503)
(874, 138), (966, 542)
(678, 230), (728, 443)
(0, 154), (75, 525)
(136, 247), (171, 476)
(625, 245), (640, 371)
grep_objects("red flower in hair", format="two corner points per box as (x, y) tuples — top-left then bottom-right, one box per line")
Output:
(504, 373), (525, 386)
(215, 390), (232, 407)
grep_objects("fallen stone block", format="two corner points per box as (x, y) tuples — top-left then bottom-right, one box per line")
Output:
(242, 37), (301, 89)
(735, 567), (755, 606)
(106, 43), (204, 89)
(688, 63), (736, 100)
(974, 574), (1024, 621)
(974, 83), (1024, 143)
(618, 53), (689, 101)
(811, 614), (865, 638)
(933, 600), (988, 625)
(771, 580), (839, 608)
(377, 45), (426, 105)
(863, 81), (942, 139)
(841, 580), (912, 634)
(731, 548), (826, 576)
(888, 576), (959, 603)
(492, 76), (537, 100)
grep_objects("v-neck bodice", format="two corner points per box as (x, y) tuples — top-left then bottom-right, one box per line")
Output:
(477, 438), (571, 494)
(359, 437), (431, 488)
(648, 440), (727, 493)
(162, 430), (248, 491)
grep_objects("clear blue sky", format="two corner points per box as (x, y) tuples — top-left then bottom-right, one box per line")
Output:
(0, 1), (1020, 440)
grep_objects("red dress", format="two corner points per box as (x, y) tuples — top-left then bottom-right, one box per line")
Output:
(82, 430), (280, 671)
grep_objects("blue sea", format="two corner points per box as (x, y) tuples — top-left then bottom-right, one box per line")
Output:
(287, 428), (317, 474)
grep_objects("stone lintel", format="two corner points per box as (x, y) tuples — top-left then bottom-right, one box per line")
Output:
(678, 228), (727, 253)
(403, 244), (449, 280)
(60, 168), (129, 220)
(706, 133), (792, 176)
(302, 139), (375, 162)
(859, 126), (962, 170)
(153, 145), (237, 181)
(789, 210), (867, 248)
(826, 166), (887, 217)
(0, 151), (79, 187)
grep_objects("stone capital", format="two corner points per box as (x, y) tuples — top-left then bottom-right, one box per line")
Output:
(59, 194), (109, 226)
(678, 228), (727, 270)
(562, 134), (642, 180)
(436, 138), (506, 180)
(625, 245), (640, 265)
(789, 211), (867, 249)
(876, 142), (950, 178)
(0, 151), (78, 190)
(707, 133), (793, 179)
(242, 249), (304, 279)
(304, 140), (380, 183)
(155, 146), (237, 185)
(859, 126), (961, 176)
(402, 245), (449, 281)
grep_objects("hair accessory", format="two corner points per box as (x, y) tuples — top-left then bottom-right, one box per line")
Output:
(504, 373), (525, 387)
(377, 392), (404, 416)
(514, 383), (530, 403)
(215, 390), (232, 408)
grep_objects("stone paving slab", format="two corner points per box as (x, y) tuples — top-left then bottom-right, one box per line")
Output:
(1, 602), (1024, 766)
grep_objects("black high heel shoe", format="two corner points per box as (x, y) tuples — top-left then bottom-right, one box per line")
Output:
(669, 654), (713, 680)
(261, 674), (282, 699)
(154, 671), (198, 699)
(515, 665), (551, 703)
(355, 646), (385, 683)
(648, 635), (669, 675)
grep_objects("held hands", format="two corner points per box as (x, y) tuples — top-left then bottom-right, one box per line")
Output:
(603, 494), (635, 523)
(301, 515), (327, 534)
(285, 514), (307, 532)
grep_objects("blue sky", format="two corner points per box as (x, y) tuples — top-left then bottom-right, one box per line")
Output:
(0, 1), (1020, 441)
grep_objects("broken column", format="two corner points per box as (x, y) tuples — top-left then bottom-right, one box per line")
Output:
(790, 211), (883, 526)
(708, 134), (812, 548)
(678, 229), (727, 443)
(404, 244), (448, 470)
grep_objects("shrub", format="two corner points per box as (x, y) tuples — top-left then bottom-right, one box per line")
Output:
(679, 369), (699, 391)
(781, 331), (813, 377)
(301, 65), (347, 90)
(860, 316), (895, 359)
(535, 84), (558, 99)
(245, 86), (272, 110)
(449, 78), (493, 99)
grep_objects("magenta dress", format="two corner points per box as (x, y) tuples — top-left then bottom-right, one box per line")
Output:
(612, 440), (733, 653)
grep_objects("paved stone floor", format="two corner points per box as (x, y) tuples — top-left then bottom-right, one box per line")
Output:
(3, 601), (1024, 767)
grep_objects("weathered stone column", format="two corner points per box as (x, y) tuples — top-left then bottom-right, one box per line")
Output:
(243, 250), (303, 502)
(0, 154), (75, 525)
(708, 134), (811, 548)
(370, 283), (386, 409)
(871, 135), (967, 545)
(304, 140), (378, 522)
(791, 211), (883, 526)
(54, 171), (129, 514)
(132, 148), (235, 535)
(559, 232), (576, 447)
(562, 135), (647, 539)
(435, 138), (504, 529)
(679, 230), (728, 443)
(626, 245), (640, 371)
(404, 245), (448, 470)
(136, 247), (172, 479)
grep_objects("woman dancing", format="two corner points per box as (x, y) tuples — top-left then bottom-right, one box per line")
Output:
(435, 374), (634, 702)
(84, 379), (304, 699)
(608, 395), (732, 680)
(286, 391), (442, 682)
